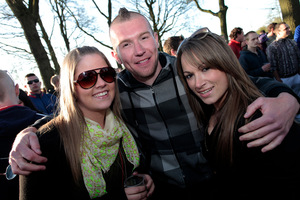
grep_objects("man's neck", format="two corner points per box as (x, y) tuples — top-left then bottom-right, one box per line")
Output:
(276, 35), (288, 41)
(30, 91), (42, 95)
(248, 46), (257, 54)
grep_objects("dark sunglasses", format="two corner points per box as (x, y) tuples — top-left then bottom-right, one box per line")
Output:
(74, 67), (116, 89)
(27, 79), (39, 85)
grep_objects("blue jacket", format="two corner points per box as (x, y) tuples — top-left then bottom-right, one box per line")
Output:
(28, 92), (57, 115)
(294, 25), (300, 50)
(239, 48), (273, 78)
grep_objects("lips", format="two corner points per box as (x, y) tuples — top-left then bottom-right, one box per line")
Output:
(135, 57), (150, 65)
(196, 86), (214, 98)
(200, 87), (213, 94)
(93, 91), (108, 98)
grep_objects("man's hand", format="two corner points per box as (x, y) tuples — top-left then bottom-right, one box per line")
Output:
(262, 63), (271, 72)
(125, 172), (155, 200)
(238, 93), (299, 152)
(9, 127), (47, 175)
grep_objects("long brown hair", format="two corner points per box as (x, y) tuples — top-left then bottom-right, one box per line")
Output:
(40, 46), (122, 183)
(177, 31), (262, 166)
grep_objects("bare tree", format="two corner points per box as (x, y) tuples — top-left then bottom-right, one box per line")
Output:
(278, 0), (300, 35)
(132, 0), (191, 51)
(5, 0), (55, 90)
(191, 0), (228, 41)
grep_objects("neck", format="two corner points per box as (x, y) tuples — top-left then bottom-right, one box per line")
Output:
(84, 110), (106, 128)
(276, 35), (287, 41)
(0, 100), (19, 110)
(248, 46), (257, 53)
(31, 91), (41, 95)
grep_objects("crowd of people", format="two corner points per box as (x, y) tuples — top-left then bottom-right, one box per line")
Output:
(1, 7), (300, 200)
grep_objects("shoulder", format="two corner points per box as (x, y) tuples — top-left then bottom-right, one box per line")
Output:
(37, 124), (61, 153)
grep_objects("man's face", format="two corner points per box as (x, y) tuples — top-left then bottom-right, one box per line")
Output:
(245, 33), (259, 49)
(25, 75), (41, 94)
(278, 24), (291, 39)
(236, 31), (245, 43)
(110, 15), (161, 85)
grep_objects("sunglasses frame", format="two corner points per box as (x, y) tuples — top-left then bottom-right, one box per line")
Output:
(177, 27), (212, 52)
(27, 79), (40, 85)
(74, 67), (116, 89)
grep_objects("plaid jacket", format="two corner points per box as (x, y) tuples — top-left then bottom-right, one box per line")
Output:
(117, 52), (300, 188)
(266, 38), (300, 78)
(117, 52), (212, 187)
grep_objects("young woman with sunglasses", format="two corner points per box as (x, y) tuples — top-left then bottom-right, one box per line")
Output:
(19, 46), (154, 200)
(176, 29), (300, 199)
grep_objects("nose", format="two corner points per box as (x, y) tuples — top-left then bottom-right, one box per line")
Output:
(94, 73), (106, 88)
(134, 41), (145, 56)
(194, 73), (206, 89)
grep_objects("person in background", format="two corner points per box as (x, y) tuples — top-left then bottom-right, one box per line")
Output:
(228, 27), (244, 58)
(8, 8), (300, 200)
(49, 74), (60, 96)
(266, 22), (300, 123)
(24, 73), (57, 115)
(18, 88), (42, 113)
(0, 70), (44, 200)
(19, 46), (154, 200)
(266, 22), (277, 46)
(239, 31), (273, 78)
(163, 35), (185, 57)
(294, 24), (300, 50)
(266, 22), (300, 96)
(258, 30), (268, 54)
(176, 28), (300, 199)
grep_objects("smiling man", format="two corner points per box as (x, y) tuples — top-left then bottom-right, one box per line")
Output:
(108, 8), (300, 199)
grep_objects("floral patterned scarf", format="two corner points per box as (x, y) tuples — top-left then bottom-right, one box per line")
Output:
(80, 109), (140, 198)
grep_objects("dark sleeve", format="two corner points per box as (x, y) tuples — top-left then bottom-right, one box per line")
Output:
(19, 128), (89, 200)
(250, 76), (300, 106)
(30, 115), (53, 129)
(250, 76), (300, 114)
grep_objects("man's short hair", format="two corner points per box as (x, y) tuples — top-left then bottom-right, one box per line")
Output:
(244, 31), (257, 41)
(163, 35), (185, 55)
(275, 22), (287, 32)
(25, 73), (37, 78)
(267, 22), (277, 33)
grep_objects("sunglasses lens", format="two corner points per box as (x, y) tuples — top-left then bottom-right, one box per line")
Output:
(27, 79), (39, 84)
(100, 67), (116, 83)
(6, 165), (16, 180)
(77, 71), (97, 89)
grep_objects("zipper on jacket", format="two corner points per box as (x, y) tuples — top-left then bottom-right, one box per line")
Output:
(150, 86), (186, 184)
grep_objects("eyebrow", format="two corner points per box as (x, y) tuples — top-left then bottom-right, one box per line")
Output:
(118, 31), (152, 46)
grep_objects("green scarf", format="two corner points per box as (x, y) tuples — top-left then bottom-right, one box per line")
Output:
(81, 109), (140, 198)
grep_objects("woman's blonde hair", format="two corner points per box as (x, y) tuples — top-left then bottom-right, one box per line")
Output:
(177, 31), (262, 166)
(41, 46), (121, 183)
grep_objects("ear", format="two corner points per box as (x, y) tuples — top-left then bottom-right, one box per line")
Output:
(154, 32), (159, 47)
(111, 50), (122, 64)
(171, 49), (177, 56)
(15, 83), (20, 97)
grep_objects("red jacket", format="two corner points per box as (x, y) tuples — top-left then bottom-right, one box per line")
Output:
(228, 39), (242, 58)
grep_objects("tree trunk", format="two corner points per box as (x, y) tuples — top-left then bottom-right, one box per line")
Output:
(279, 0), (300, 36)
(193, 0), (229, 42)
(5, 0), (54, 90)
(218, 0), (228, 42)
